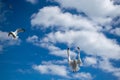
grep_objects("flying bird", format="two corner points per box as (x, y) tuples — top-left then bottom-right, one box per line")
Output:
(67, 47), (82, 72)
(8, 28), (25, 39)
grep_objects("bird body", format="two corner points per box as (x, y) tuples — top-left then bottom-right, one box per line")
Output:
(67, 47), (82, 72)
(8, 28), (25, 39)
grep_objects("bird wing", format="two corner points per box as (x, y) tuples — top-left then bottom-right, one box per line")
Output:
(16, 28), (25, 34)
(8, 32), (16, 38)
(8, 32), (12, 36)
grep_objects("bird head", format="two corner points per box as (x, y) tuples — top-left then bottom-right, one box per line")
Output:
(77, 47), (80, 50)
(67, 48), (70, 50)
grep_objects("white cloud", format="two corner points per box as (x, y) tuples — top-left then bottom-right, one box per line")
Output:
(27, 35), (40, 46)
(73, 72), (93, 80)
(33, 63), (68, 77)
(54, 0), (120, 25)
(0, 31), (21, 52)
(110, 27), (120, 36)
(31, 6), (101, 31)
(27, 35), (76, 58)
(33, 60), (94, 79)
(99, 58), (120, 79)
(30, 6), (120, 60)
(83, 57), (98, 67)
(41, 30), (120, 60)
(29, 5), (120, 79)
(46, 45), (76, 58)
(26, 0), (38, 4)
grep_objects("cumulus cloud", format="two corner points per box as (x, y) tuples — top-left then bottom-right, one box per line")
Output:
(33, 63), (68, 77)
(0, 31), (21, 52)
(31, 6), (101, 31)
(83, 57), (98, 67)
(73, 72), (93, 80)
(33, 60), (93, 79)
(30, 6), (120, 60)
(41, 30), (120, 60)
(54, 0), (120, 25)
(29, 4), (120, 79)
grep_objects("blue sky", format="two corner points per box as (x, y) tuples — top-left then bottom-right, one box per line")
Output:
(0, 0), (120, 80)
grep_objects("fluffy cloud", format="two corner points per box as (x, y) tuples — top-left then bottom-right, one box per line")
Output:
(41, 30), (120, 60)
(31, 6), (101, 31)
(73, 72), (93, 80)
(0, 31), (21, 52)
(33, 60), (93, 79)
(33, 63), (68, 77)
(83, 57), (98, 67)
(30, 6), (120, 60)
(54, 0), (120, 25)
(30, 4), (120, 79)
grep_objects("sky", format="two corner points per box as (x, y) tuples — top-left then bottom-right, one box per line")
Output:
(0, 0), (120, 80)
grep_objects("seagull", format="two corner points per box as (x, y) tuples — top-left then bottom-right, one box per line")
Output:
(67, 47), (82, 72)
(8, 28), (25, 39)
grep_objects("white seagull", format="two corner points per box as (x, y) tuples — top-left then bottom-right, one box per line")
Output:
(8, 28), (25, 39)
(67, 47), (82, 72)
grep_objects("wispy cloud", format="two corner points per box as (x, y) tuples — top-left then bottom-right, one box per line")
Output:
(41, 30), (120, 59)
(110, 27), (120, 36)
(27, 35), (76, 58)
(26, 0), (38, 4)
(0, 1), (12, 27)
(99, 58), (120, 79)
(17, 68), (32, 74)
(41, 59), (67, 65)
